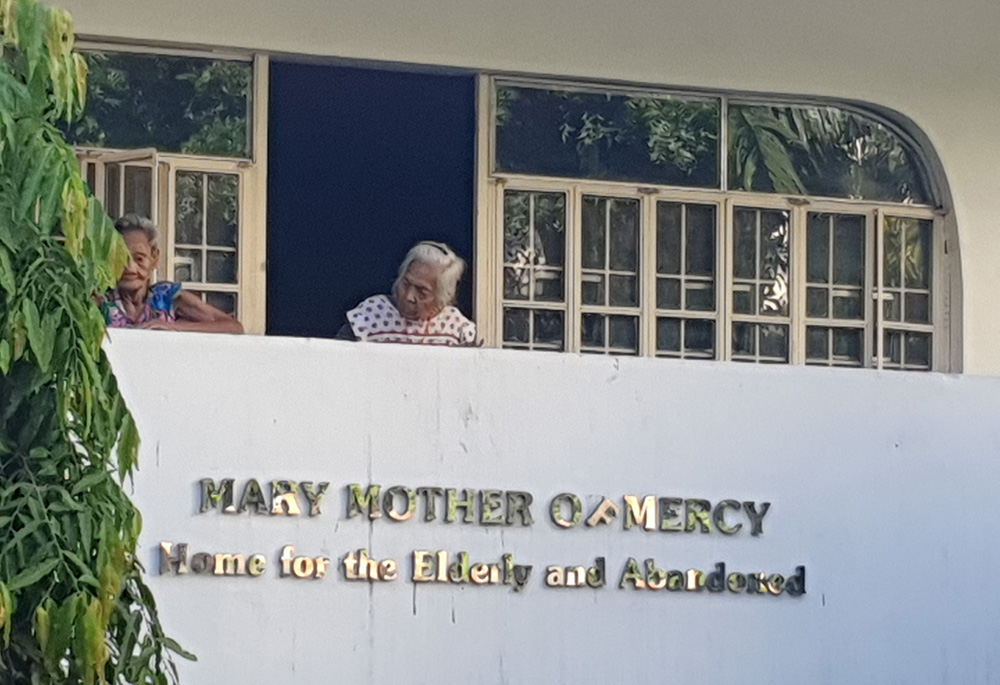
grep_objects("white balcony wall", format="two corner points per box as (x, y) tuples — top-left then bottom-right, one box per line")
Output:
(108, 330), (1000, 682)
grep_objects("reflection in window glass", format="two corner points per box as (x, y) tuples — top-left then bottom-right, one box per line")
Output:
(496, 85), (719, 187)
(728, 104), (927, 203)
(63, 51), (252, 157)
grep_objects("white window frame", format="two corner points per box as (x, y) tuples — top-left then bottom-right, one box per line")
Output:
(477, 75), (953, 371)
(72, 42), (268, 334)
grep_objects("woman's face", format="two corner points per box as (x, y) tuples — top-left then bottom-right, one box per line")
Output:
(397, 260), (442, 321)
(119, 230), (159, 294)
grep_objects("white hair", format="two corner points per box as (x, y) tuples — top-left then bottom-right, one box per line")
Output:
(393, 241), (466, 308)
(114, 213), (159, 249)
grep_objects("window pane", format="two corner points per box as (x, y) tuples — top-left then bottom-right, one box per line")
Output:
(807, 213), (830, 283)
(832, 328), (863, 364)
(686, 205), (716, 276)
(581, 197), (606, 269)
(496, 85), (720, 187)
(732, 322), (756, 357)
(883, 217), (904, 288)
(806, 326), (828, 361)
(504, 190), (566, 305)
(206, 174), (239, 248)
(608, 316), (638, 353)
(685, 282), (714, 311)
(728, 103), (928, 203)
(656, 318), (681, 352)
(581, 313), (605, 347)
(903, 219), (932, 289)
(503, 308), (530, 344)
(63, 51), (252, 157)
(205, 291), (237, 316)
(176, 172), (204, 245)
(807, 287), (828, 318)
(206, 250), (237, 284)
(534, 310), (564, 348)
(759, 324), (789, 362)
(759, 210), (790, 316)
(582, 274), (605, 306)
(904, 332), (931, 368)
(733, 209), (756, 279)
(832, 290), (863, 320)
(533, 269), (563, 302)
(608, 275), (638, 307)
(123, 166), (152, 219)
(174, 248), (202, 282)
(504, 267), (529, 300)
(656, 202), (682, 275)
(657, 278), (680, 310)
(685, 319), (715, 358)
(608, 199), (639, 271)
(905, 293), (930, 323)
(832, 214), (865, 286)
(105, 163), (120, 217)
(732, 283), (755, 314)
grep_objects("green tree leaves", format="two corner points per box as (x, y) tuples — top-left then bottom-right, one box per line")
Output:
(0, 1), (190, 682)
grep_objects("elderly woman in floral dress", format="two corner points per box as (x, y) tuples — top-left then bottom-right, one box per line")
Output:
(100, 214), (243, 333)
(340, 241), (475, 345)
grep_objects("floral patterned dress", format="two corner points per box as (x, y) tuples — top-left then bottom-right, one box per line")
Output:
(101, 282), (182, 328)
(346, 294), (476, 346)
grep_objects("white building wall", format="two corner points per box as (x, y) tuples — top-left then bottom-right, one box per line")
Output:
(64, 0), (1000, 374)
(107, 330), (1000, 683)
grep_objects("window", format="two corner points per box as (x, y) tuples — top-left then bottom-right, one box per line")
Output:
(484, 79), (949, 371)
(73, 47), (266, 332)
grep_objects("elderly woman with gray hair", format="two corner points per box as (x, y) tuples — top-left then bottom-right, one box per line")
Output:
(340, 241), (476, 345)
(99, 214), (243, 333)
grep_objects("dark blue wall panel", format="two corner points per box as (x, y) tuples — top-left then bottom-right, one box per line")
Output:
(267, 62), (476, 337)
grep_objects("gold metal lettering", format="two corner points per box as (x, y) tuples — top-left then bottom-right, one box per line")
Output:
(270, 480), (301, 516)
(301, 481), (330, 516)
(504, 491), (534, 526)
(412, 551), (434, 582)
(767, 573), (785, 595)
(586, 498), (620, 527)
(237, 479), (268, 514)
(292, 556), (315, 578)
(479, 490), (504, 525)
(159, 542), (189, 575)
(280, 545), (296, 577)
(546, 566), (564, 587)
(645, 560), (667, 590)
(416, 486), (445, 521)
(470, 563), (490, 584)
(684, 569), (705, 591)
(727, 573), (746, 593)
(713, 500), (742, 534)
(618, 557), (646, 590)
(549, 493), (582, 528)
(384, 486), (417, 522)
(347, 484), (382, 519)
(190, 552), (213, 574)
(247, 554), (267, 577)
(684, 499), (712, 533)
(213, 553), (247, 576)
(199, 479), (236, 514)
(624, 495), (656, 531)
(743, 501), (771, 536)
(446, 489), (476, 523)
(378, 559), (398, 581)
(658, 497), (683, 531)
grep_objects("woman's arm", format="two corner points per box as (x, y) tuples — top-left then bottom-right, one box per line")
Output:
(139, 291), (244, 333)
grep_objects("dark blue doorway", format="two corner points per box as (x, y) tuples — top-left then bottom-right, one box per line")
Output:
(267, 61), (477, 337)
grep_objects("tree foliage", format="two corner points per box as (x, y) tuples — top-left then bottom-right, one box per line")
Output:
(61, 52), (251, 158)
(0, 1), (190, 682)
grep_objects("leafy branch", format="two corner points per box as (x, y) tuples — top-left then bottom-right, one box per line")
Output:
(0, 1), (190, 682)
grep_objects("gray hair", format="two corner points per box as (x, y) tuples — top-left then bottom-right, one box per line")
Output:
(114, 213), (159, 249)
(393, 241), (466, 308)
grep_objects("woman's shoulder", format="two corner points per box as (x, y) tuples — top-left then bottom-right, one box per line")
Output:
(438, 306), (476, 343)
